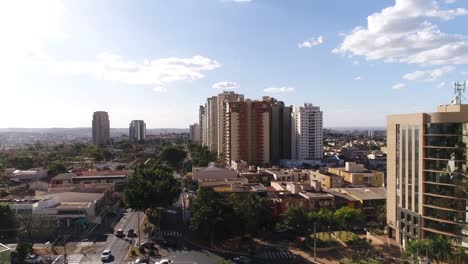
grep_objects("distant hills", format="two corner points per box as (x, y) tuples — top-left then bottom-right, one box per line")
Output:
(0, 127), (189, 136)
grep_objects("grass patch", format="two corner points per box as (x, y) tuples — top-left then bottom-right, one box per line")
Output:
(340, 258), (383, 264)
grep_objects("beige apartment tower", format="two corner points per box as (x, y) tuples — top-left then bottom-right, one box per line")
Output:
(92, 111), (110, 145)
(387, 104), (468, 248)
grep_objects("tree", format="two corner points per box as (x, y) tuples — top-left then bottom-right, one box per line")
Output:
(316, 209), (335, 239)
(277, 206), (307, 234)
(160, 147), (187, 168)
(190, 187), (236, 247)
(0, 203), (17, 239)
(333, 207), (365, 236)
(18, 215), (58, 243)
(231, 193), (274, 235)
(405, 236), (453, 264)
(15, 241), (31, 263)
(124, 165), (181, 243)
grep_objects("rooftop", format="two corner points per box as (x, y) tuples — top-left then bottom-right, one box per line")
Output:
(36, 191), (104, 203)
(341, 188), (386, 201)
(0, 243), (10, 253)
(299, 192), (334, 199)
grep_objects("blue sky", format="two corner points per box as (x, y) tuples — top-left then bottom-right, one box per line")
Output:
(1, 0), (468, 128)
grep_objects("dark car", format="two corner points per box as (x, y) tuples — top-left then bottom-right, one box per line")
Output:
(127, 229), (137, 237)
(233, 256), (252, 264)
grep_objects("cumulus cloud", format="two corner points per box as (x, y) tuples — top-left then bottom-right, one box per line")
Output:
(212, 81), (240, 89)
(52, 52), (221, 86)
(264, 87), (296, 93)
(353, 76), (362, 81)
(228, 0), (252, 2)
(462, 71), (468, 75)
(403, 66), (454, 81)
(334, 0), (468, 65)
(352, 60), (360, 65)
(298, 36), (324, 48)
(445, 0), (456, 4)
(392, 83), (406, 90)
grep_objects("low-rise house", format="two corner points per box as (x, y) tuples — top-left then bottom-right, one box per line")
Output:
(325, 189), (360, 209)
(327, 162), (384, 187)
(271, 192), (309, 216)
(51, 170), (132, 186)
(264, 168), (309, 182)
(192, 162), (238, 182)
(2, 191), (106, 227)
(332, 187), (386, 224)
(309, 169), (343, 188)
(299, 192), (335, 211)
(8, 169), (48, 183)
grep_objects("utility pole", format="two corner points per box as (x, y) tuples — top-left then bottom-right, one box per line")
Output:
(147, 226), (153, 264)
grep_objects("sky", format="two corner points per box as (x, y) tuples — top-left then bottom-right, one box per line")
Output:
(1, 0), (468, 128)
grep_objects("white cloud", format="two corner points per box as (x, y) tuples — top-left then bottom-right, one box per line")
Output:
(353, 76), (362, 81)
(352, 60), (360, 65)
(264, 86), (296, 93)
(445, 0), (456, 4)
(334, 0), (468, 65)
(462, 71), (468, 75)
(212, 81), (240, 89)
(153, 86), (168, 93)
(52, 52), (221, 86)
(403, 65), (454, 81)
(229, 0), (252, 2)
(298, 36), (324, 48)
(437, 81), (446, 88)
(392, 83), (406, 90)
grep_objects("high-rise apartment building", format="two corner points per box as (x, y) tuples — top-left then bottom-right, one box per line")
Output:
(199, 105), (205, 144)
(226, 99), (271, 166)
(189, 123), (201, 143)
(387, 103), (468, 248)
(291, 103), (323, 160)
(92, 111), (110, 146)
(217, 91), (244, 160)
(265, 97), (292, 164)
(129, 120), (146, 143)
(205, 96), (218, 153)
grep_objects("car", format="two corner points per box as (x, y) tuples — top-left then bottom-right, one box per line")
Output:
(127, 228), (136, 237)
(155, 259), (173, 264)
(134, 258), (149, 264)
(233, 256), (252, 264)
(25, 254), (44, 264)
(101, 249), (112, 261)
(115, 229), (124, 237)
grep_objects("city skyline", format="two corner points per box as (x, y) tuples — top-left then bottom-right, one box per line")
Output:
(1, 0), (468, 128)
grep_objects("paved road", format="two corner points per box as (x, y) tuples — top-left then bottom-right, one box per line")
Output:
(66, 210), (141, 264)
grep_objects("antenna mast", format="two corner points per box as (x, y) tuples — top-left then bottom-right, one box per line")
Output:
(451, 81), (466, 105)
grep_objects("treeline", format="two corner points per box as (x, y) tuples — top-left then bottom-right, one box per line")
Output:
(189, 187), (366, 245)
(188, 143), (216, 167)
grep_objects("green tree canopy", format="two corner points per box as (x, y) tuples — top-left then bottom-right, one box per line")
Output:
(277, 206), (307, 234)
(160, 147), (187, 168)
(123, 165), (181, 212)
(0, 203), (17, 239)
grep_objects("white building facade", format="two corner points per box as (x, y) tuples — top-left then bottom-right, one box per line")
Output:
(292, 103), (323, 160)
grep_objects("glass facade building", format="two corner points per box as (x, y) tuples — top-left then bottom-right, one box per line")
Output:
(387, 104), (468, 248)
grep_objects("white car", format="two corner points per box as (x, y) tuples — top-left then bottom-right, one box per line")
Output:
(155, 259), (173, 264)
(25, 254), (44, 264)
(101, 249), (112, 261)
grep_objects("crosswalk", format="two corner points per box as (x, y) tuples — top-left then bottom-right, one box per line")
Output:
(65, 254), (83, 264)
(153, 230), (183, 237)
(263, 250), (297, 260)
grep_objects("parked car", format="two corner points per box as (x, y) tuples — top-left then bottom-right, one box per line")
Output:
(233, 256), (252, 264)
(127, 228), (136, 237)
(134, 258), (149, 264)
(155, 259), (173, 264)
(25, 254), (44, 264)
(115, 229), (124, 237)
(101, 249), (112, 261)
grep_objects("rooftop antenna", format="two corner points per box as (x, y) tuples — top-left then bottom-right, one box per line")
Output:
(450, 81), (466, 105)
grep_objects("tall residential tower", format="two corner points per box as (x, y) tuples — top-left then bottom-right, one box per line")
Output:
(92, 111), (110, 145)
(129, 120), (146, 143)
(292, 103), (323, 160)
